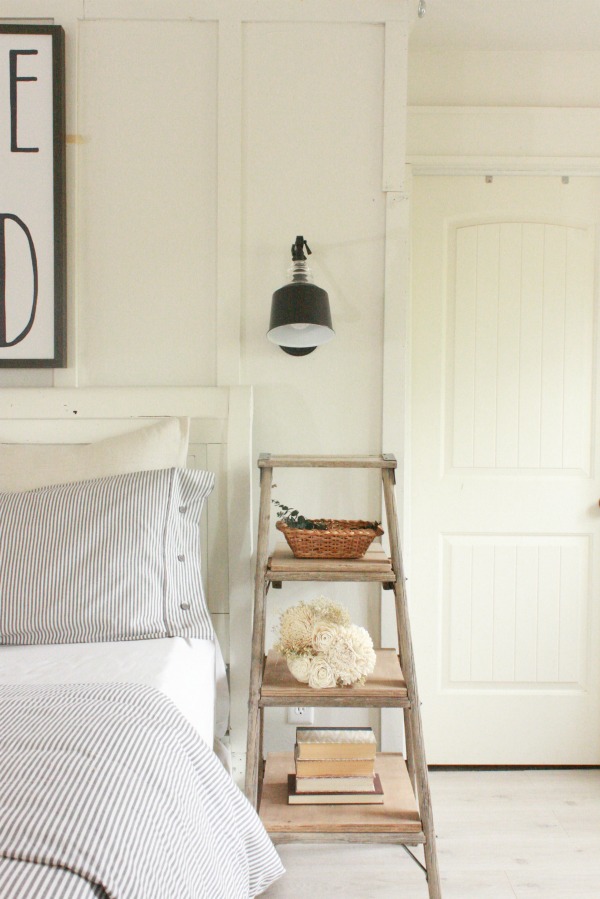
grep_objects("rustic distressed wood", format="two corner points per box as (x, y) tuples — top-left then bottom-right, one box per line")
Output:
(270, 831), (426, 845)
(245, 463), (273, 804)
(267, 569), (396, 584)
(404, 707), (417, 792)
(259, 454), (397, 469)
(382, 467), (442, 898)
(260, 753), (422, 834)
(269, 542), (391, 573)
(246, 454), (442, 898)
(260, 649), (408, 707)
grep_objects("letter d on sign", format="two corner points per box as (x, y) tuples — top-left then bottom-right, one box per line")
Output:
(0, 213), (38, 347)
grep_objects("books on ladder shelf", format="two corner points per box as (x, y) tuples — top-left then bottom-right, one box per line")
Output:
(287, 726), (384, 805)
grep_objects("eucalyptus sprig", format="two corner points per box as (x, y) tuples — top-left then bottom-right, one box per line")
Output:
(271, 498), (328, 530)
(272, 498), (380, 532)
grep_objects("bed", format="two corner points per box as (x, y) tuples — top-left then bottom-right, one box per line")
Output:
(0, 387), (284, 898)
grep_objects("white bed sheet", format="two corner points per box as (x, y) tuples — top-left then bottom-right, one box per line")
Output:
(0, 637), (229, 753)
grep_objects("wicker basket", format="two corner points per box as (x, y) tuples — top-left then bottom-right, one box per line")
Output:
(276, 518), (384, 560)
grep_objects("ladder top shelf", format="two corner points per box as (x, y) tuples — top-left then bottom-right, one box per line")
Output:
(258, 453), (397, 469)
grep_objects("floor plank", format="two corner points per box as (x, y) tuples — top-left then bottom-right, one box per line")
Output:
(261, 769), (600, 898)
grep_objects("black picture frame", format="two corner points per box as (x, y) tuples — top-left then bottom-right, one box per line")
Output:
(0, 24), (66, 368)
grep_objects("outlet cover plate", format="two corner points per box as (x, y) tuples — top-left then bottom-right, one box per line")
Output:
(287, 706), (315, 725)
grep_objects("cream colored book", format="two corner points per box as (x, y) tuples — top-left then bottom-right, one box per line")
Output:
(295, 774), (376, 793)
(296, 727), (377, 760)
(288, 774), (384, 805)
(294, 745), (375, 776)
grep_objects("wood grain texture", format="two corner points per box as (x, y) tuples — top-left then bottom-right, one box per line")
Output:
(258, 455), (397, 469)
(260, 752), (422, 834)
(260, 649), (408, 708)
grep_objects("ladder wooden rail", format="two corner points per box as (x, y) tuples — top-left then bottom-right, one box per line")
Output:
(258, 452), (397, 469)
(246, 453), (442, 899)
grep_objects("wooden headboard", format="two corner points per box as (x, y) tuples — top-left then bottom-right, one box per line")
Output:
(0, 386), (253, 780)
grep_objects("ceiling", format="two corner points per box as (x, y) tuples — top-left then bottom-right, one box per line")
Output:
(409, 0), (600, 51)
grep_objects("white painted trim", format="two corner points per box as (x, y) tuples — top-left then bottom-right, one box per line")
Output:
(0, 386), (230, 419)
(408, 156), (600, 176)
(226, 385), (254, 780)
(380, 173), (412, 752)
(83, 0), (408, 23)
(408, 106), (600, 167)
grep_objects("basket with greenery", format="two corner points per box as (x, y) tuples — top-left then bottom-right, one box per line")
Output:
(272, 499), (383, 560)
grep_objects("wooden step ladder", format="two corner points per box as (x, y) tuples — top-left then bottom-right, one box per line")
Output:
(245, 454), (442, 899)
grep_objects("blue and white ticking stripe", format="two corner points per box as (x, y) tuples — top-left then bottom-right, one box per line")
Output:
(0, 468), (215, 645)
(0, 682), (284, 898)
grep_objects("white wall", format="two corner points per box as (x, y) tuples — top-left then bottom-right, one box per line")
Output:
(409, 49), (600, 108)
(0, 1), (410, 751)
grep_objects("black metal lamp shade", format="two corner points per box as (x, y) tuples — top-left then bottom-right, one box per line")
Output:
(267, 236), (335, 356)
(268, 282), (334, 355)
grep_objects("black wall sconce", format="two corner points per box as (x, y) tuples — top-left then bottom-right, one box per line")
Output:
(267, 236), (335, 356)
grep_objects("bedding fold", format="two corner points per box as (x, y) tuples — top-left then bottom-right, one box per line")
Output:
(0, 682), (284, 898)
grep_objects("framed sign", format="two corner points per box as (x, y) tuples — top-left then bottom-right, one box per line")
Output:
(0, 25), (66, 367)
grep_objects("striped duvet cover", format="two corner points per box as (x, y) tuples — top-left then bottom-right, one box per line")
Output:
(0, 682), (284, 898)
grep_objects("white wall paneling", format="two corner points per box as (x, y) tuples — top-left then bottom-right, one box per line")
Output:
(76, 18), (219, 386)
(1, 0), (411, 766)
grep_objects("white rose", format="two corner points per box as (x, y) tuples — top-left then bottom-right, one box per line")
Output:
(286, 654), (313, 684)
(308, 658), (337, 689)
(312, 622), (338, 654)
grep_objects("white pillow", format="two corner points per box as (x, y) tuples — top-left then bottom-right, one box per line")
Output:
(0, 417), (189, 493)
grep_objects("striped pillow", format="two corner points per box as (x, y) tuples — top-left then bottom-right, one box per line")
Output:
(0, 468), (215, 645)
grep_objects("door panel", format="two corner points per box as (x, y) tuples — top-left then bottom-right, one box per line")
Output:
(410, 176), (600, 763)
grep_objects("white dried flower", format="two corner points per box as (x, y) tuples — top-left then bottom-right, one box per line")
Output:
(275, 602), (316, 655)
(274, 596), (375, 689)
(286, 653), (313, 683)
(348, 625), (376, 677)
(309, 596), (351, 627)
(308, 658), (337, 689)
(312, 622), (337, 654)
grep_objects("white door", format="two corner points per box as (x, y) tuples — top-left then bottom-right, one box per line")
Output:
(409, 175), (600, 764)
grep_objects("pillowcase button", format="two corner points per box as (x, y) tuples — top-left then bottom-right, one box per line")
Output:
(177, 554), (185, 562)
(179, 505), (187, 513)
(180, 602), (190, 611)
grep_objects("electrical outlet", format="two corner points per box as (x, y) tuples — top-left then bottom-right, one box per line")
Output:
(287, 706), (315, 725)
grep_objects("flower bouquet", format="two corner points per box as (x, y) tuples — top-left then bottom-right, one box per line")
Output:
(274, 596), (376, 689)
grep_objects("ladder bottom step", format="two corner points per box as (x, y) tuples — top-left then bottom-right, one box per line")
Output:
(259, 752), (422, 835)
(270, 831), (426, 844)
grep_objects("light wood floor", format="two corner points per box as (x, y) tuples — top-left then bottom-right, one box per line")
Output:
(261, 769), (600, 898)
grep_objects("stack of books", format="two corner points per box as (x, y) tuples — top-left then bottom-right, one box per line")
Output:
(287, 726), (383, 805)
